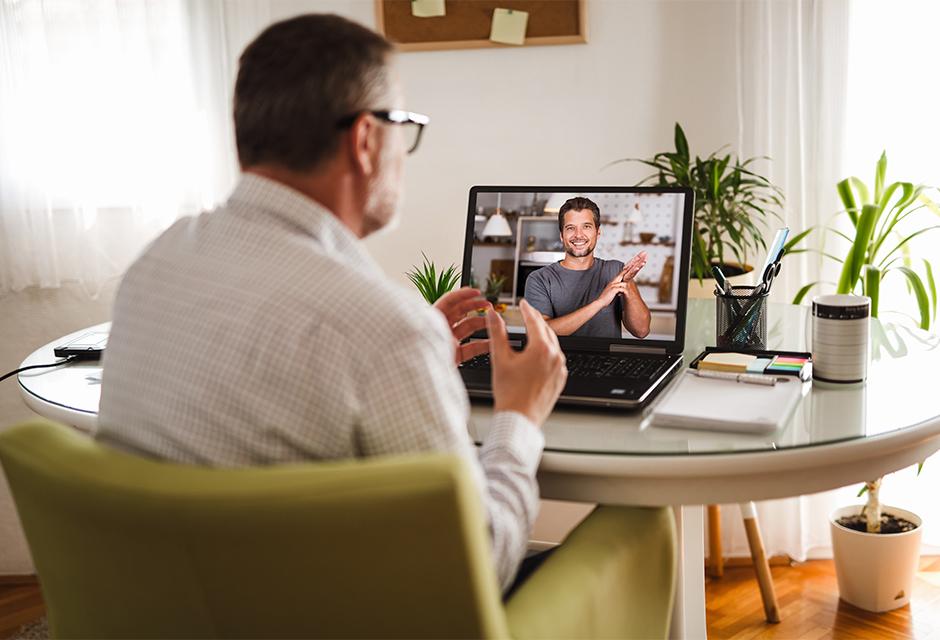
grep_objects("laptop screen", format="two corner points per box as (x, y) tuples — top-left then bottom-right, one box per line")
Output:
(462, 186), (694, 353)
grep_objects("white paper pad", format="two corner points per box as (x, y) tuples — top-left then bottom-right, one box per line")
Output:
(649, 370), (806, 433)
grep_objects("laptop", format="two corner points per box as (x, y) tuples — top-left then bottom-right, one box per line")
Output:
(458, 186), (694, 409)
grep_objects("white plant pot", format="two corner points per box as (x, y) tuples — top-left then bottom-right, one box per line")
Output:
(830, 505), (922, 612)
(687, 262), (755, 299)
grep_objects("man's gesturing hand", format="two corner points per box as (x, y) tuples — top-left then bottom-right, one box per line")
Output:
(486, 299), (568, 427)
(620, 251), (648, 282)
(595, 252), (648, 306)
(434, 287), (492, 364)
(596, 270), (630, 306)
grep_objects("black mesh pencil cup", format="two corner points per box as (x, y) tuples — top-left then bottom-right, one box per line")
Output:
(716, 285), (769, 350)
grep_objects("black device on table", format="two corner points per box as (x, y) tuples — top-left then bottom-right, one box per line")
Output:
(53, 331), (108, 360)
(458, 185), (695, 409)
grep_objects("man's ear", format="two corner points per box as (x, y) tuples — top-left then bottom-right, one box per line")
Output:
(346, 113), (380, 177)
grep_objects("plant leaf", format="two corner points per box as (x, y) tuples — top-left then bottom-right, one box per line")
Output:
(876, 225), (940, 269)
(826, 227), (854, 244)
(837, 178), (859, 227)
(892, 266), (931, 330)
(874, 151), (887, 204)
(870, 182), (905, 258)
(674, 123), (689, 161)
(837, 204), (880, 294)
(925, 259), (937, 321)
(405, 253), (460, 304)
(849, 177), (871, 207)
(691, 229), (710, 280)
(918, 192), (940, 217)
(792, 282), (820, 305)
(865, 265), (881, 317)
(782, 226), (814, 255)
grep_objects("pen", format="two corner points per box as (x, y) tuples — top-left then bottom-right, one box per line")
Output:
(712, 266), (743, 315)
(689, 368), (777, 386)
(712, 266), (728, 295)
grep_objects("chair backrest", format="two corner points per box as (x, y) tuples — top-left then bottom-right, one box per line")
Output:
(0, 421), (509, 639)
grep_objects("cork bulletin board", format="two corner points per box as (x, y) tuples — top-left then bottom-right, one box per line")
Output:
(376, 0), (587, 51)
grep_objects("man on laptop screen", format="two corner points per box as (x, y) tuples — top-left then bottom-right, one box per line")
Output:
(524, 197), (651, 339)
(467, 189), (689, 345)
(461, 187), (692, 408)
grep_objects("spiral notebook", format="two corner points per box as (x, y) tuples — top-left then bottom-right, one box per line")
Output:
(648, 369), (806, 433)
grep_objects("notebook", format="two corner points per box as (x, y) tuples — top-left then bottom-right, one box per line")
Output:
(648, 369), (806, 433)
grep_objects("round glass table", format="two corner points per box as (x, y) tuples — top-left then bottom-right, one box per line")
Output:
(469, 299), (940, 506)
(467, 299), (940, 639)
(18, 300), (940, 639)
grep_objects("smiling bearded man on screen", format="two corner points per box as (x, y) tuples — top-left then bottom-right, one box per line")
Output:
(524, 197), (651, 339)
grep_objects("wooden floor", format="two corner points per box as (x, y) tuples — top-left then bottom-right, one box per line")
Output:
(706, 557), (940, 639)
(1, 558), (939, 638)
(0, 581), (43, 640)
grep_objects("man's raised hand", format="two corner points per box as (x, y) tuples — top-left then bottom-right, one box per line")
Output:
(621, 251), (648, 282)
(597, 270), (630, 306)
(486, 299), (567, 427)
(434, 287), (491, 364)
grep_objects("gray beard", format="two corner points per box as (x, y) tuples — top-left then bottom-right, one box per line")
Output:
(362, 166), (403, 237)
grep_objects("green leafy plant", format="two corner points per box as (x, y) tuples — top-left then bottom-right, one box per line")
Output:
(609, 123), (794, 280)
(483, 273), (507, 303)
(793, 152), (940, 330)
(406, 253), (460, 304)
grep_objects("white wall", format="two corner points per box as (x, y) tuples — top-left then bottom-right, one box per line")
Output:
(0, 0), (741, 574)
(263, 0), (741, 283)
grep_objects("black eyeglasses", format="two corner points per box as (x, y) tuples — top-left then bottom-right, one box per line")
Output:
(336, 109), (430, 154)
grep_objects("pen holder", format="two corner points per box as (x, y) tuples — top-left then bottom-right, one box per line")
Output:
(716, 285), (769, 349)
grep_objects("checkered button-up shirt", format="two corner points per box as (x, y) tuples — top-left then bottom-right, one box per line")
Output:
(96, 174), (544, 591)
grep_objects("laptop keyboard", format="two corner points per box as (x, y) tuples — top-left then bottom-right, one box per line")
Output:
(460, 352), (672, 382)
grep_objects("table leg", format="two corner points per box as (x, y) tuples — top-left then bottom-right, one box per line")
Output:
(670, 505), (707, 639)
(739, 502), (781, 623)
(707, 504), (724, 578)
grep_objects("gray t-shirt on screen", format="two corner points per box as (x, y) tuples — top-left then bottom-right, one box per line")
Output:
(524, 258), (625, 338)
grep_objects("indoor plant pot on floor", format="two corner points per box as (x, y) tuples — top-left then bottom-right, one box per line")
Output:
(830, 479), (922, 612)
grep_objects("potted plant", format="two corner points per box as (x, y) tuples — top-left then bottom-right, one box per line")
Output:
(405, 253), (460, 304)
(483, 273), (507, 305)
(830, 467), (923, 612)
(609, 123), (805, 295)
(793, 152), (940, 330)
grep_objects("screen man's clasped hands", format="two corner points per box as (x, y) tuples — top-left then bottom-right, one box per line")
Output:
(596, 251), (647, 306)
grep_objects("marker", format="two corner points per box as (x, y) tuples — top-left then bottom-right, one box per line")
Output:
(760, 228), (790, 277)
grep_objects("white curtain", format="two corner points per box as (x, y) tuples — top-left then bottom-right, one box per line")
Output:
(842, 0), (940, 330)
(728, 0), (940, 560)
(0, 0), (257, 297)
(735, 0), (850, 304)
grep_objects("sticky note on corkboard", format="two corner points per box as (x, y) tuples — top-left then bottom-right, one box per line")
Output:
(490, 8), (529, 45)
(377, 0), (584, 52)
(411, 0), (445, 18)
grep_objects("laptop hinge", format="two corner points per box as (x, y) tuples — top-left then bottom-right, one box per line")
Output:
(609, 344), (667, 354)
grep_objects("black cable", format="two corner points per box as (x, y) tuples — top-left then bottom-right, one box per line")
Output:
(0, 356), (78, 384)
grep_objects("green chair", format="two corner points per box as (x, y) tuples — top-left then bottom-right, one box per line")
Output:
(0, 421), (676, 639)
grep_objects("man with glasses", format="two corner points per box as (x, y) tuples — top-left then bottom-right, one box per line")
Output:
(96, 14), (567, 594)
